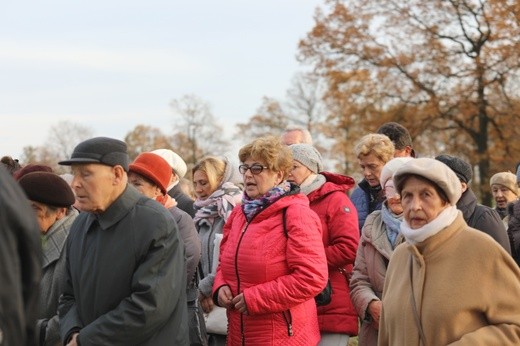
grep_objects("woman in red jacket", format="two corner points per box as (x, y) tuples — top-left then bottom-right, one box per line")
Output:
(213, 135), (328, 346)
(288, 143), (360, 345)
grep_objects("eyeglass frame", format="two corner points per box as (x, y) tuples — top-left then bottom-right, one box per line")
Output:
(238, 164), (269, 175)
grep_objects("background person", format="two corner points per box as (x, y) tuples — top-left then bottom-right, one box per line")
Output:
(58, 137), (189, 346)
(152, 148), (195, 217)
(376, 122), (415, 158)
(350, 157), (412, 346)
(378, 158), (520, 345)
(490, 171), (519, 222)
(213, 136), (328, 345)
(281, 126), (313, 145)
(435, 154), (511, 253)
(128, 152), (205, 346)
(288, 143), (359, 345)
(506, 166), (520, 266)
(0, 166), (41, 346)
(192, 156), (242, 346)
(19, 172), (79, 346)
(351, 134), (395, 232)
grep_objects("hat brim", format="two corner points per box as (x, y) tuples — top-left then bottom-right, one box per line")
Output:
(58, 158), (103, 166)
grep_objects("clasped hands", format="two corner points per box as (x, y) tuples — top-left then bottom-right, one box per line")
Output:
(217, 285), (248, 315)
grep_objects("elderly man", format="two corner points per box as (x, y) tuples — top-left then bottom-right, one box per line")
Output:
(19, 171), (78, 346)
(58, 137), (189, 346)
(280, 126), (313, 145)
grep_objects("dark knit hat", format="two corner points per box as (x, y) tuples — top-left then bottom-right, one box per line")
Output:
(59, 137), (130, 171)
(13, 164), (53, 181)
(435, 154), (472, 183)
(129, 153), (172, 194)
(19, 172), (75, 207)
(289, 144), (323, 174)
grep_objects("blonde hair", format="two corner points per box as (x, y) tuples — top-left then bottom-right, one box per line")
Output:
(354, 133), (395, 163)
(239, 136), (293, 179)
(192, 156), (226, 194)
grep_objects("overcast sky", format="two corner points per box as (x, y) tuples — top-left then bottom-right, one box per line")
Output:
(1, 0), (323, 159)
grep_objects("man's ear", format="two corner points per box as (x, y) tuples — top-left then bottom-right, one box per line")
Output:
(460, 181), (468, 193)
(112, 165), (126, 184)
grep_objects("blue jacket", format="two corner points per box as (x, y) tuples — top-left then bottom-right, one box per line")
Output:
(350, 179), (384, 232)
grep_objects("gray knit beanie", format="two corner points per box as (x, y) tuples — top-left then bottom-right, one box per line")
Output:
(289, 144), (323, 174)
(435, 154), (472, 183)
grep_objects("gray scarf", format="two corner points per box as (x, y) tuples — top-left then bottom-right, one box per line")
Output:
(300, 173), (327, 195)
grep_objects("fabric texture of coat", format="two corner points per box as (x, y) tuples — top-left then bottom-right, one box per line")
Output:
(213, 192), (328, 346)
(306, 172), (359, 335)
(169, 183), (195, 217)
(0, 166), (41, 346)
(378, 212), (520, 346)
(36, 208), (78, 346)
(351, 179), (384, 232)
(457, 188), (511, 253)
(58, 185), (189, 346)
(507, 200), (520, 266)
(350, 210), (405, 346)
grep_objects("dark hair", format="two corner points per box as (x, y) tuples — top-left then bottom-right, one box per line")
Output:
(0, 156), (21, 175)
(376, 122), (413, 151)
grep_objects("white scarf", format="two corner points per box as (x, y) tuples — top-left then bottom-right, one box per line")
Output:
(400, 205), (458, 244)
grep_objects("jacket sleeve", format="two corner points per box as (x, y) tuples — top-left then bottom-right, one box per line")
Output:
(351, 187), (368, 232)
(212, 207), (238, 302)
(244, 205), (328, 314)
(349, 219), (379, 320)
(447, 249), (520, 345)
(324, 192), (359, 268)
(75, 214), (186, 346)
(174, 208), (201, 284)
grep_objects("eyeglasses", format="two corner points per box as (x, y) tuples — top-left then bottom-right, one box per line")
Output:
(239, 164), (268, 175)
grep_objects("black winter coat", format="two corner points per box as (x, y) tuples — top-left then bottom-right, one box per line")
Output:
(168, 184), (195, 218)
(507, 201), (520, 266)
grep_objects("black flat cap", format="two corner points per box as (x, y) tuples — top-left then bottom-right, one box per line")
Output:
(435, 154), (472, 183)
(19, 172), (75, 207)
(59, 137), (130, 171)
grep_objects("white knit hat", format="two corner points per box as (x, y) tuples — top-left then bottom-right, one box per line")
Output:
(379, 157), (414, 189)
(150, 149), (187, 178)
(289, 144), (323, 174)
(393, 158), (462, 205)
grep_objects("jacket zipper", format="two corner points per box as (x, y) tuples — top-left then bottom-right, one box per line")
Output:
(235, 223), (249, 345)
(282, 310), (293, 336)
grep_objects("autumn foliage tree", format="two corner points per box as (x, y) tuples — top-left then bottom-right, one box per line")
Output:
(299, 0), (520, 204)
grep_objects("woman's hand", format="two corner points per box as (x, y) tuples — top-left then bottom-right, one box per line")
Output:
(198, 292), (214, 313)
(232, 293), (248, 315)
(217, 285), (234, 309)
(368, 300), (382, 330)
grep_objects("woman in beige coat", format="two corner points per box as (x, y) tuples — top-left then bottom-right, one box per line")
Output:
(378, 158), (520, 346)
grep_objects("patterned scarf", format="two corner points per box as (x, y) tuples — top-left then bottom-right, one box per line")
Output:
(381, 203), (403, 249)
(193, 182), (242, 226)
(242, 182), (292, 222)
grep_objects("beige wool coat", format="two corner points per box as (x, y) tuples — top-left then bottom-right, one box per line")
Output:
(378, 212), (520, 346)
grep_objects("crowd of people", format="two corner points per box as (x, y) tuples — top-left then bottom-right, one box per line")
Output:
(2, 122), (520, 346)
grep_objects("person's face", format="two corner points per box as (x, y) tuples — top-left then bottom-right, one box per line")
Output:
(400, 176), (449, 229)
(241, 158), (284, 199)
(358, 153), (386, 187)
(30, 201), (64, 234)
(491, 184), (518, 208)
(70, 164), (122, 213)
(384, 180), (403, 215)
(281, 130), (303, 145)
(193, 170), (212, 200)
(287, 160), (313, 186)
(128, 172), (161, 199)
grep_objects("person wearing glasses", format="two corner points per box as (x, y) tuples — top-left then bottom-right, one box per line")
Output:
(213, 135), (328, 345)
(192, 156), (242, 346)
(349, 157), (412, 346)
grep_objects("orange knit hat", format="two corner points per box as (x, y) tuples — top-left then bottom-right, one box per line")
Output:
(129, 153), (172, 194)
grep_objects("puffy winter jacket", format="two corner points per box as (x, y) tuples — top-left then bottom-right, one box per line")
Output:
(213, 192), (328, 346)
(351, 179), (384, 232)
(307, 172), (359, 335)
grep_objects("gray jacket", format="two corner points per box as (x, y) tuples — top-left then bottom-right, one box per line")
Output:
(36, 209), (78, 346)
(59, 185), (189, 346)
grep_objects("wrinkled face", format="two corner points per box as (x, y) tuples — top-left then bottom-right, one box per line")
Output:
(491, 184), (518, 209)
(358, 152), (386, 187)
(384, 180), (403, 215)
(70, 164), (120, 213)
(30, 201), (63, 234)
(128, 172), (161, 199)
(241, 158), (284, 199)
(400, 176), (448, 229)
(287, 160), (313, 186)
(193, 170), (212, 200)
